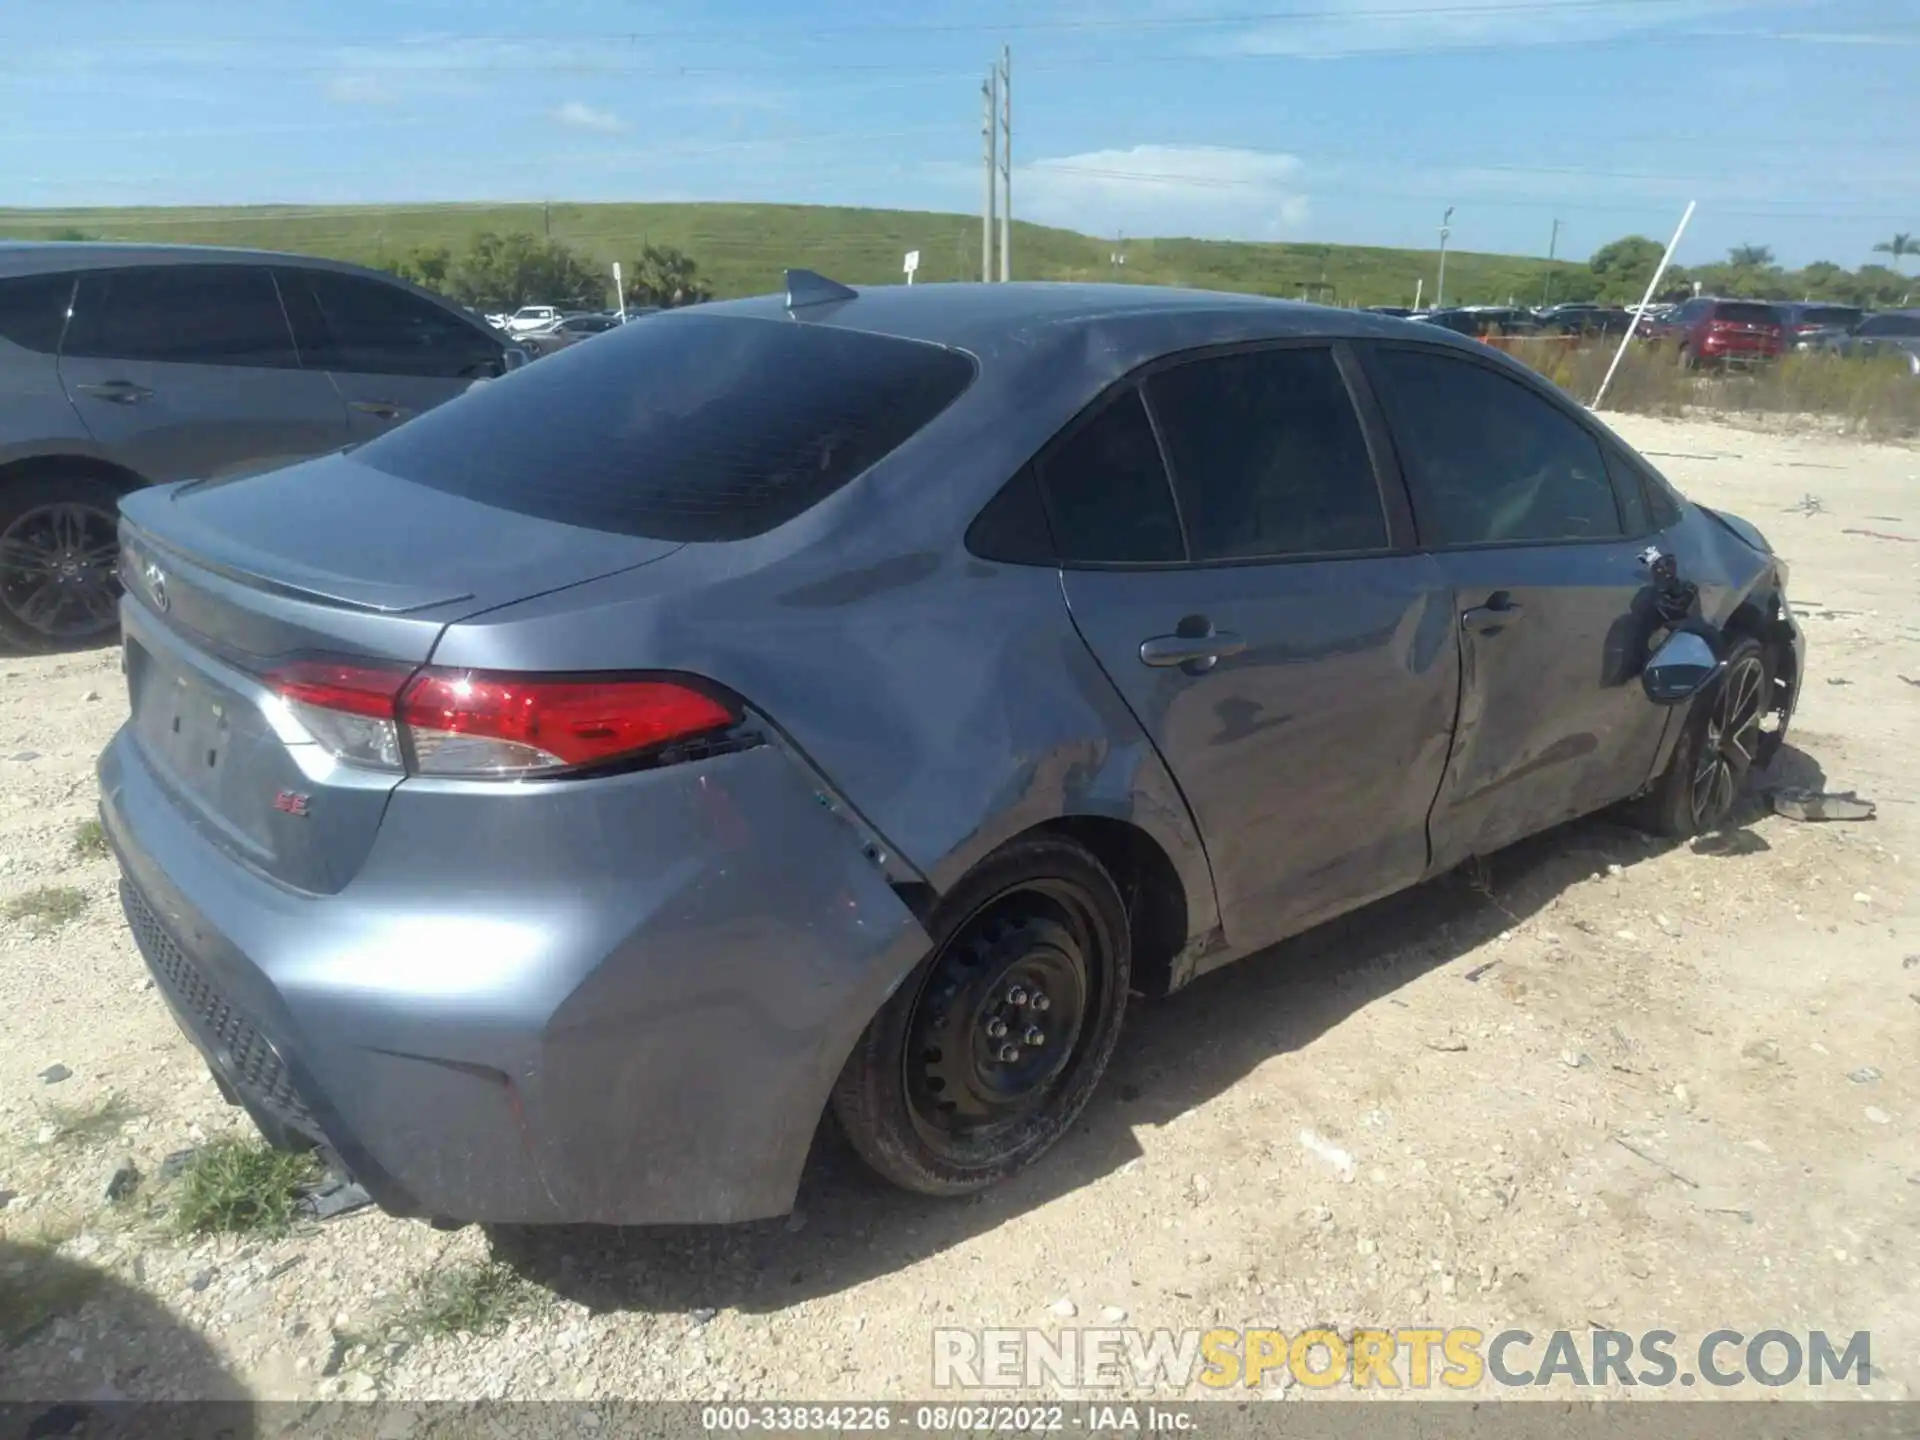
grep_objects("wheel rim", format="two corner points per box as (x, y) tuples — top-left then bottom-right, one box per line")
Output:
(1690, 655), (1766, 828)
(0, 501), (121, 640)
(904, 880), (1104, 1153)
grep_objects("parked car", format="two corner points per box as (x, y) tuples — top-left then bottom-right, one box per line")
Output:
(1777, 302), (1866, 351)
(518, 311), (621, 358)
(0, 242), (524, 652)
(1419, 307), (1545, 352)
(1536, 305), (1632, 337)
(1364, 305), (1414, 318)
(503, 305), (562, 335)
(98, 277), (1802, 1226)
(1814, 309), (1920, 374)
(1639, 297), (1784, 367)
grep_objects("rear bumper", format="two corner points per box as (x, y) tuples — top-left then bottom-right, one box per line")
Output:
(99, 728), (932, 1225)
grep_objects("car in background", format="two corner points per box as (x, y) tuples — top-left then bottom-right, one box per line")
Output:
(1419, 307), (1543, 349)
(0, 242), (522, 651)
(612, 305), (662, 322)
(1813, 309), (1920, 374)
(1536, 305), (1633, 338)
(1638, 297), (1783, 367)
(1364, 305), (1414, 318)
(96, 276), (1802, 1227)
(518, 311), (621, 358)
(1777, 302), (1866, 351)
(503, 305), (562, 335)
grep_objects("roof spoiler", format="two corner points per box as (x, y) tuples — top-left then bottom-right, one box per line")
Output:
(785, 268), (858, 312)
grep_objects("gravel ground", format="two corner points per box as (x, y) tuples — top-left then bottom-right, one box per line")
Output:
(1, 413), (1916, 1406)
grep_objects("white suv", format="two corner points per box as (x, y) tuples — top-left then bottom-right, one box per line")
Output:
(505, 305), (561, 335)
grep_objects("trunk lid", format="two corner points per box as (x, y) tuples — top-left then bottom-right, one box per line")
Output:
(115, 454), (684, 894)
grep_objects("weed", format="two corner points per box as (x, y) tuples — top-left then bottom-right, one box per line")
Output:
(394, 1261), (539, 1340)
(38, 1093), (143, 1147)
(169, 1137), (321, 1237)
(71, 819), (109, 861)
(4, 885), (87, 930)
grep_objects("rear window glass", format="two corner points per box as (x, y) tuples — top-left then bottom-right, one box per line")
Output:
(1798, 307), (1860, 326)
(1712, 303), (1779, 324)
(0, 272), (76, 353)
(355, 313), (976, 542)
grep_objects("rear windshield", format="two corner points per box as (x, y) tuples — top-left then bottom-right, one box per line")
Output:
(356, 312), (976, 542)
(1713, 303), (1779, 324)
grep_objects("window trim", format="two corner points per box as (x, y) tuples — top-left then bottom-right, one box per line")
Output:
(1355, 337), (1641, 553)
(1018, 335), (1416, 573)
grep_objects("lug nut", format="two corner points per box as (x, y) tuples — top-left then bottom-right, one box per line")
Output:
(997, 1044), (1021, 1063)
(1030, 992), (1050, 1012)
(1023, 1026), (1045, 1047)
(985, 1017), (1008, 1039)
(1007, 985), (1028, 1006)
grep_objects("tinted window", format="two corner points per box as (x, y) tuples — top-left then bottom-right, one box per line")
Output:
(1711, 302), (1779, 325)
(966, 466), (1055, 565)
(284, 269), (499, 379)
(1035, 390), (1183, 564)
(357, 313), (975, 542)
(1857, 314), (1920, 338)
(64, 265), (297, 368)
(1146, 347), (1386, 560)
(1369, 348), (1622, 545)
(0, 272), (76, 353)
(1798, 307), (1860, 327)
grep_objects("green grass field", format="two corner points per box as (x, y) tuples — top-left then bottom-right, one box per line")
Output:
(0, 201), (1571, 308)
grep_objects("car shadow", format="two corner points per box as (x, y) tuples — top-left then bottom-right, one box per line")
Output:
(489, 744), (1821, 1318)
(0, 1238), (254, 1427)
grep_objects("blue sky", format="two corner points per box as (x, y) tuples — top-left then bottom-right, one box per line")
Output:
(1, 0), (1914, 268)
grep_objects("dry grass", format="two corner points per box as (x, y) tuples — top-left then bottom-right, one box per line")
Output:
(1513, 340), (1920, 441)
(4, 885), (87, 930)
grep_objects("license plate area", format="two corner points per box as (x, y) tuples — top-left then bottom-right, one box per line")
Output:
(129, 638), (241, 784)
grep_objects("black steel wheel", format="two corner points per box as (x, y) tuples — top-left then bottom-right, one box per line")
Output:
(832, 836), (1130, 1195)
(0, 475), (125, 653)
(1631, 635), (1773, 839)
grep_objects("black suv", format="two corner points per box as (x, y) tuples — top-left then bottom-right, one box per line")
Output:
(0, 242), (523, 650)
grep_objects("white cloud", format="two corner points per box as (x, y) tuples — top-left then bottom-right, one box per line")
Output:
(323, 74), (394, 106)
(554, 101), (626, 133)
(1020, 145), (1309, 241)
(1213, 0), (1769, 57)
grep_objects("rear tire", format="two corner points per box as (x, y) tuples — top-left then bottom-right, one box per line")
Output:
(0, 472), (126, 654)
(1631, 635), (1772, 839)
(831, 835), (1131, 1196)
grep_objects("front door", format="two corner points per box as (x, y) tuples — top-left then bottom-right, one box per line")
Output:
(1047, 343), (1459, 952)
(59, 263), (349, 483)
(1360, 342), (1671, 869)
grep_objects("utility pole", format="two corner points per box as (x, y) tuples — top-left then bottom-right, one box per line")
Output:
(1542, 217), (1562, 307)
(543, 201), (551, 240)
(1435, 205), (1454, 310)
(998, 44), (1012, 282)
(981, 71), (996, 283)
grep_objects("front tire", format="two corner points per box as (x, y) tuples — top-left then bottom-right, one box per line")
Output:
(1633, 635), (1772, 838)
(831, 835), (1131, 1196)
(0, 473), (125, 654)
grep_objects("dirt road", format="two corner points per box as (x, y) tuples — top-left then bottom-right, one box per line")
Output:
(2, 413), (1915, 1405)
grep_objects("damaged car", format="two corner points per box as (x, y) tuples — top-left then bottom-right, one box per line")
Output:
(97, 274), (1802, 1226)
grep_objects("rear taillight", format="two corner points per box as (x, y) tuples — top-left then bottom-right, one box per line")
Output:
(263, 662), (739, 778)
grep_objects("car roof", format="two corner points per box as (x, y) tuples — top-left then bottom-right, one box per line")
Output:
(0, 239), (419, 280)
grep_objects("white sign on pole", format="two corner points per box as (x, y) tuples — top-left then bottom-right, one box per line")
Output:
(612, 261), (626, 319)
(904, 250), (921, 285)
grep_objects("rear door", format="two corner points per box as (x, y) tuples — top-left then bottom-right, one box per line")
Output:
(1360, 343), (1669, 870)
(59, 263), (350, 482)
(1053, 342), (1459, 953)
(275, 267), (506, 444)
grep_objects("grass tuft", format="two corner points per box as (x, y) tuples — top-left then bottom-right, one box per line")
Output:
(394, 1261), (539, 1340)
(71, 819), (110, 861)
(5, 885), (87, 929)
(169, 1137), (322, 1237)
(39, 1093), (143, 1147)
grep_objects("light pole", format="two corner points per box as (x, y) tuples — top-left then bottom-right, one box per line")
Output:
(1542, 217), (1562, 307)
(1435, 206), (1454, 310)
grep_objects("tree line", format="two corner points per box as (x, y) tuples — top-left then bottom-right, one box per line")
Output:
(1559, 232), (1916, 309)
(382, 232), (714, 312)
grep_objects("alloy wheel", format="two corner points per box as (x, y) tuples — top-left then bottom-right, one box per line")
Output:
(0, 501), (121, 642)
(1689, 655), (1767, 828)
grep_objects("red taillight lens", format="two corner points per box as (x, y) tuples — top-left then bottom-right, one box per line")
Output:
(262, 660), (738, 778)
(399, 672), (737, 776)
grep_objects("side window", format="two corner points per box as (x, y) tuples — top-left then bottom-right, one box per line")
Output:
(966, 465), (1055, 565)
(1145, 346), (1387, 560)
(64, 265), (298, 368)
(287, 270), (500, 379)
(0, 273), (76, 354)
(1368, 348), (1623, 546)
(1035, 389), (1184, 565)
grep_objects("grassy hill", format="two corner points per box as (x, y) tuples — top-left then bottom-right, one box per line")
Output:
(0, 201), (1568, 309)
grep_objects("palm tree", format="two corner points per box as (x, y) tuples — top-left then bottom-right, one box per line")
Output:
(1872, 232), (1917, 273)
(1727, 243), (1775, 268)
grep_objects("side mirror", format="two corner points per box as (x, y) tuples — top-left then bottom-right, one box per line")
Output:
(1642, 630), (1719, 704)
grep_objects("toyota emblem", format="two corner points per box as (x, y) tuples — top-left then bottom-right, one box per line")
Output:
(143, 561), (169, 612)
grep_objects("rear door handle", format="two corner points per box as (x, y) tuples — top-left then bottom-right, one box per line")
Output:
(350, 400), (412, 421)
(74, 380), (154, 405)
(1461, 590), (1523, 630)
(1139, 631), (1247, 671)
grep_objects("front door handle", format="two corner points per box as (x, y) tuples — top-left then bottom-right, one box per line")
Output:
(74, 380), (154, 405)
(1461, 590), (1523, 631)
(350, 399), (412, 421)
(1140, 630), (1247, 672)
